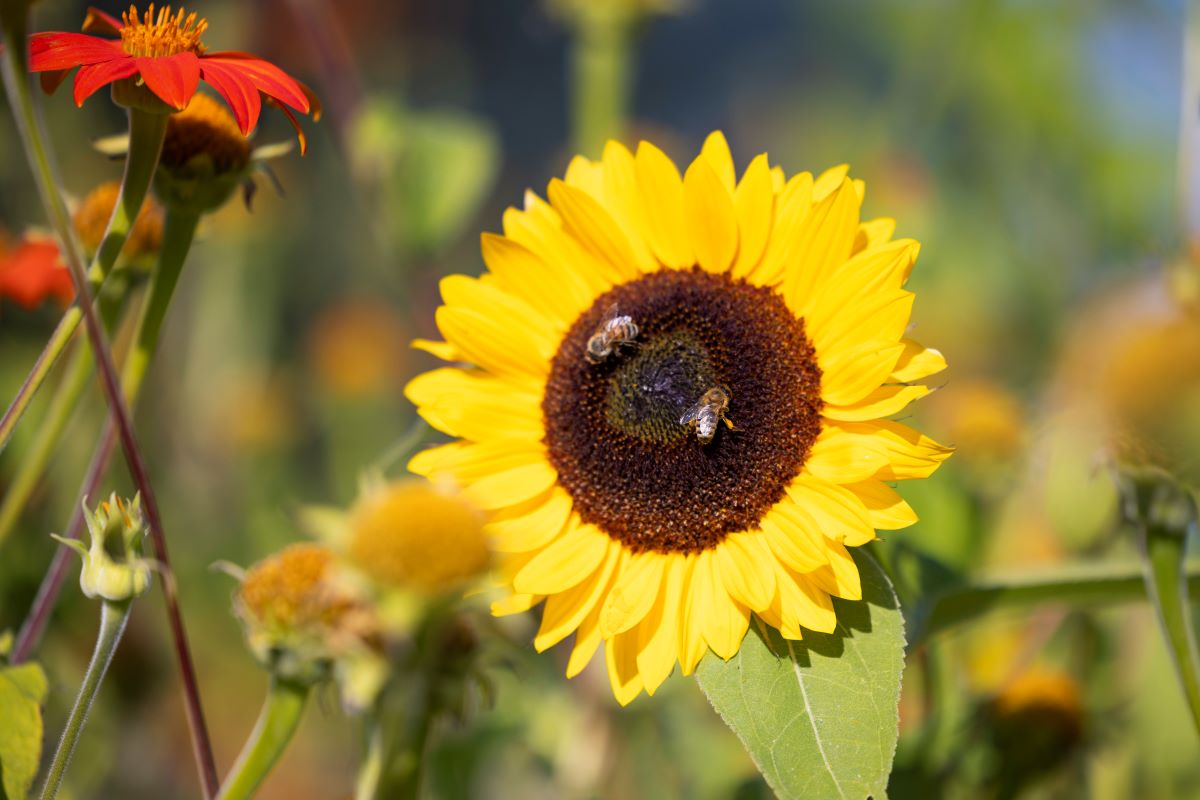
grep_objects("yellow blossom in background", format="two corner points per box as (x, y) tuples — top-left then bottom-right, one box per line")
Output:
(346, 478), (490, 593)
(987, 667), (1086, 789)
(925, 378), (1024, 468)
(72, 181), (164, 262)
(307, 299), (410, 398)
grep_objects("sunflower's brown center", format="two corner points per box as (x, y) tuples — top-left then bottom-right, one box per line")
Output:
(162, 93), (251, 173)
(543, 269), (823, 554)
(120, 4), (208, 58)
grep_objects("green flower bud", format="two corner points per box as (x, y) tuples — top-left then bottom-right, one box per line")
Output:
(52, 493), (153, 603)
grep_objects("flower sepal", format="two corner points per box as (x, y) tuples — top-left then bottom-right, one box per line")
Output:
(110, 77), (178, 115)
(52, 493), (153, 603)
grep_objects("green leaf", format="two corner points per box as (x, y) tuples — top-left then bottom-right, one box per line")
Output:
(0, 662), (48, 800)
(696, 550), (904, 800)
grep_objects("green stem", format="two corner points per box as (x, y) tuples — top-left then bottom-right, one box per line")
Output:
(216, 678), (310, 800)
(0, 34), (165, 454)
(39, 600), (133, 800)
(570, 7), (634, 158)
(0, 287), (132, 547)
(354, 722), (385, 800)
(915, 560), (1200, 642)
(121, 208), (200, 400)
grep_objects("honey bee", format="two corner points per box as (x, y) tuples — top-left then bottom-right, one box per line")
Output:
(680, 386), (733, 445)
(585, 304), (639, 363)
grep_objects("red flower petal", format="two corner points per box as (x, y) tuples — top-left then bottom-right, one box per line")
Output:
(135, 52), (201, 110)
(40, 69), (72, 96)
(0, 240), (74, 310)
(201, 53), (309, 112)
(199, 60), (262, 134)
(266, 97), (308, 156)
(73, 57), (138, 106)
(29, 33), (122, 71)
(82, 7), (124, 35)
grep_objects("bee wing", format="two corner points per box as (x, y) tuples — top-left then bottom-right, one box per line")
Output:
(598, 303), (622, 326)
(679, 398), (705, 426)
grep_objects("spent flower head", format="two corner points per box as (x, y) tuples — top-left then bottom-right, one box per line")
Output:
(52, 493), (152, 603)
(235, 543), (380, 688)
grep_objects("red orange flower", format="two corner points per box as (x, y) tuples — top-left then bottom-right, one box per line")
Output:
(0, 235), (74, 310)
(29, 5), (319, 152)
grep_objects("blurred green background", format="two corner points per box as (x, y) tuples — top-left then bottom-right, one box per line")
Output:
(2, 0), (1199, 797)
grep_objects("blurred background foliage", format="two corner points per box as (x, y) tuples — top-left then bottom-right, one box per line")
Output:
(2, 0), (1199, 797)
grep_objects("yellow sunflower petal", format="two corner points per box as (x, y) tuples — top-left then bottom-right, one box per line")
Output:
(547, 179), (640, 284)
(635, 141), (693, 268)
(704, 559), (751, 660)
(760, 509), (828, 573)
(600, 551), (668, 637)
(564, 154), (604, 196)
(683, 156), (739, 273)
(567, 607), (603, 678)
(822, 384), (932, 423)
(678, 553), (708, 675)
(813, 163), (850, 199)
(492, 592), (543, 616)
(636, 557), (687, 695)
(503, 193), (613, 295)
(782, 178), (862, 315)
(787, 475), (877, 546)
(480, 232), (594, 326)
(411, 338), (460, 361)
(778, 566), (838, 634)
(485, 486), (575, 552)
(845, 479), (918, 530)
(439, 274), (558, 351)
(730, 154), (775, 278)
(606, 629), (645, 706)
(436, 305), (551, 382)
(700, 131), (736, 192)
(854, 217), (896, 253)
(831, 421), (954, 481)
(466, 462), (559, 510)
(513, 520), (611, 595)
(535, 543), (621, 651)
(600, 141), (658, 272)
(804, 240), (919, 340)
(819, 340), (907, 408)
(890, 339), (947, 382)
(714, 533), (776, 610)
(806, 540), (861, 601)
(405, 368), (543, 442)
(805, 426), (892, 484)
(409, 439), (544, 484)
(752, 171), (813, 285)
(810, 290), (914, 359)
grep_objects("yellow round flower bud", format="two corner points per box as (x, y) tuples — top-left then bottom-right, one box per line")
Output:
(72, 181), (164, 262)
(346, 479), (489, 593)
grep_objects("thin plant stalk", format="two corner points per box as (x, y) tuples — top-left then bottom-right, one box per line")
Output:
(0, 285), (135, 546)
(570, 6), (634, 159)
(216, 678), (310, 800)
(38, 600), (133, 800)
(0, 32), (217, 788)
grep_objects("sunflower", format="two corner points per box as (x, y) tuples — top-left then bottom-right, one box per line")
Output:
(406, 132), (951, 704)
(29, 4), (317, 150)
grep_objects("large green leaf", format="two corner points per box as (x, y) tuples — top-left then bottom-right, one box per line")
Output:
(696, 551), (904, 800)
(0, 662), (48, 800)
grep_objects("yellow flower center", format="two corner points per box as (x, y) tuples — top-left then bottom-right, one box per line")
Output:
(239, 543), (352, 633)
(73, 182), (164, 261)
(119, 4), (208, 58)
(162, 92), (251, 174)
